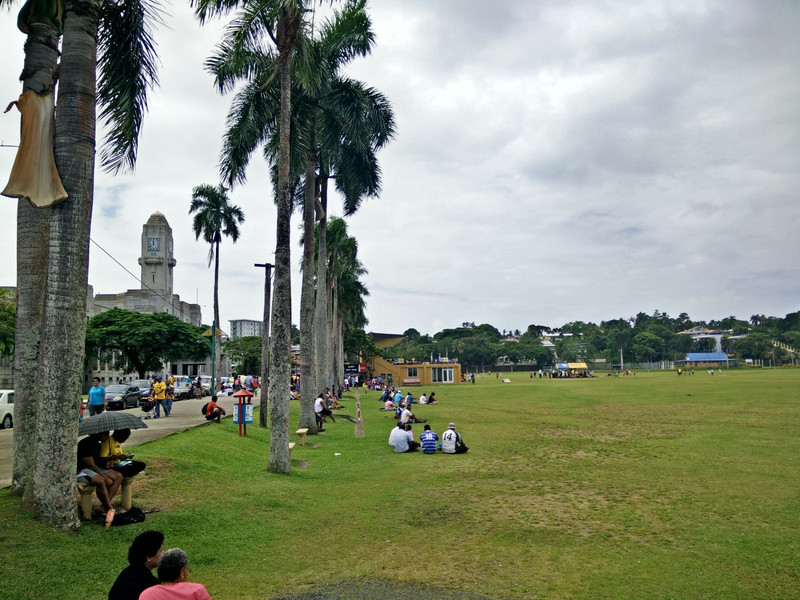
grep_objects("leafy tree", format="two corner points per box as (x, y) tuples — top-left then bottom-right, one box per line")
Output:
(224, 336), (263, 375)
(0, 289), (15, 359)
(189, 183), (245, 394)
(85, 309), (208, 377)
(452, 336), (500, 370)
(734, 333), (777, 361)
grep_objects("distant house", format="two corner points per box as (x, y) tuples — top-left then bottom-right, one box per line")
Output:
(676, 352), (736, 368)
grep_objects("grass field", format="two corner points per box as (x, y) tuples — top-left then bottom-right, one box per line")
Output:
(1, 368), (799, 599)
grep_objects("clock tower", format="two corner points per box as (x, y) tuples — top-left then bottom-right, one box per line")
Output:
(138, 211), (177, 307)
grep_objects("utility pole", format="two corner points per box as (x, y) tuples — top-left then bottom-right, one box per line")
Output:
(254, 263), (273, 427)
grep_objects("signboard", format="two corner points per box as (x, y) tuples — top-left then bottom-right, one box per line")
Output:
(233, 402), (253, 424)
(403, 378), (420, 385)
(344, 363), (360, 374)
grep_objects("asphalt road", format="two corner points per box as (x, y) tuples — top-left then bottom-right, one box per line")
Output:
(0, 391), (256, 489)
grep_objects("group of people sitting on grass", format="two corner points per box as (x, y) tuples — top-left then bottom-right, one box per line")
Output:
(379, 387), (439, 407)
(388, 421), (469, 454)
(77, 429), (147, 519)
(109, 530), (214, 600)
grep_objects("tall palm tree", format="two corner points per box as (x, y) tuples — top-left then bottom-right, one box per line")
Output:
(190, 183), (245, 393)
(2, 0), (162, 528)
(194, 0), (305, 474)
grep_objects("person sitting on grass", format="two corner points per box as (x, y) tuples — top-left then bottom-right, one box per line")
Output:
(388, 422), (420, 453)
(108, 530), (164, 600)
(77, 432), (123, 518)
(419, 424), (439, 454)
(427, 392), (439, 405)
(382, 397), (394, 411)
(139, 548), (213, 600)
(100, 429), (146, 478)
(441, 422), (469, 454)
(204, 396), (226, 423)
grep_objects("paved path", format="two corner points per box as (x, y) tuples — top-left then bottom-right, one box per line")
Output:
(0, 392), (257, 489)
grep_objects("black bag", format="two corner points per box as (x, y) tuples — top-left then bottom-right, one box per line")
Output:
(112, 507), (146, 526)
(201, 402), (209, 416)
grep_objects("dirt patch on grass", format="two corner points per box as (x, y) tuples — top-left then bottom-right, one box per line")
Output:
(268, 578), (494, 600)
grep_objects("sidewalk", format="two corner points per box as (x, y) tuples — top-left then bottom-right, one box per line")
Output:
(0, 391), (258, 489)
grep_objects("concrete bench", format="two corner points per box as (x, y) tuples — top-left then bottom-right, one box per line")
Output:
(288, 442), (296, 461)
(77, 477), (135, 520)
(295, 428), (309, 446)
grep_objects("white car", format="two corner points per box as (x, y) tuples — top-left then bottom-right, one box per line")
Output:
(0, 389), (13, 429)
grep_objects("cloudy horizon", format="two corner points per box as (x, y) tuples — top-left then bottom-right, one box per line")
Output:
(1, 0), (798, 337)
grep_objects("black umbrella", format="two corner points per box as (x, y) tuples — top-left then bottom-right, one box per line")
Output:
(78, 411), (148, 436)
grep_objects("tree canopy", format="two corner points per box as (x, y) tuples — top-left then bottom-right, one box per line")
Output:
(85, 308), (209, 377)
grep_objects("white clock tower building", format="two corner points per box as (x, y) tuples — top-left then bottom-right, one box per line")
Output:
(138, 211), (177, 306)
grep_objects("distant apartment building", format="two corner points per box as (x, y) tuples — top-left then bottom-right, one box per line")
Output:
(230, 319), (263, 339)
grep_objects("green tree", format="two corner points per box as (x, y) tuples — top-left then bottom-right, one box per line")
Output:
(85, 309), (208, 377)
(189, 183), (245, 393)
(224, 336), (263, 375)
(0, 289), (15, 359)
(4, 0), (162, 528)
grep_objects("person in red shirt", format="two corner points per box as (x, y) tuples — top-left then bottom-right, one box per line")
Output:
(204, 396), (226, 423)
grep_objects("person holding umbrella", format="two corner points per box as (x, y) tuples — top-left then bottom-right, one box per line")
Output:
(78, 412), (148, 517)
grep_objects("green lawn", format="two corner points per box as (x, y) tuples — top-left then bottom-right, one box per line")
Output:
(1, 368), (799, 599)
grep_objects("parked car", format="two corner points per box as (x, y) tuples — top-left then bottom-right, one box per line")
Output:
(131, 379), (153, 399)
(104, 384), (143, 410)
(0, 389), (13, 429)
(199, 375), (213, 395)
(173, 379), (193, 400)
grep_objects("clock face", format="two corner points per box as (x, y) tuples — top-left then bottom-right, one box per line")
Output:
(147, 237), (161, 252)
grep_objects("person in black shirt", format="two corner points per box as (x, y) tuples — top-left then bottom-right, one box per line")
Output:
(77, 433), (123, 514)
(108, 530), (164, 600)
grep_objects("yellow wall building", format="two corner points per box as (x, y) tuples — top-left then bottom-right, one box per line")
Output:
(369, 356), (462, 387)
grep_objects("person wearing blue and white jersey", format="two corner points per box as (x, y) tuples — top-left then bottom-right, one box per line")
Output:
(441, 422), (468, 454)
(419, 424), (438, 454)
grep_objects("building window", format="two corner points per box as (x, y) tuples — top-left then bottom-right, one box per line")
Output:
(432, 367), (454, 383)
(407, 367), (418, 377)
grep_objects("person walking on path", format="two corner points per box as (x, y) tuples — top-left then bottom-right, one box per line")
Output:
(153, 376), (168, 418)
(87, 377), (107, 416)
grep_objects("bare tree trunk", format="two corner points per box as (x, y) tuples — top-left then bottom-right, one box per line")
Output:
(259, 264), (272, 428)
(31, 0), (100, 529)
(326, 277), (336, 393)
(11, 21), (60, 500)
(268, 25), (297, 474)
(298, 141), (318, 433)
(313, 182), (328, 397)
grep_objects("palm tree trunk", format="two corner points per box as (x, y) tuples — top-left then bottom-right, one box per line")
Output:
(12, 21), (60, 501)
(213, 237), (221, 395)
(313, 180), (328, 397)
(299, 139), (318, 433)
(268, 42), (294, 475)
(31, 0), (100, 529)
(327, 277), (336, 393)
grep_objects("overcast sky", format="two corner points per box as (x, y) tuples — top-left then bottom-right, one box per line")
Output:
(1, 0), (798, 337)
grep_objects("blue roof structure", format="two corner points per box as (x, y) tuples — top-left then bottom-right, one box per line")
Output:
(685, 352), (730, 361)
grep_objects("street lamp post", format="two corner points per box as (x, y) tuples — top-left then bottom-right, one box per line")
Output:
(255, 262), (273, 427)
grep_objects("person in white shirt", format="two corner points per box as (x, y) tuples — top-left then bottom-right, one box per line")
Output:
(388, 422), (419, 453)
(441, 422), (468, 454)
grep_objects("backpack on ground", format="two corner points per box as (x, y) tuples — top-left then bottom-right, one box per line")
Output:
(112, 507), (146, 526)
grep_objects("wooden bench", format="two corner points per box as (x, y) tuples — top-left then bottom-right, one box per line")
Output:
(295, 428), (309, 446)
(288, 442), (296, 461)
(77, 477), (135, 520)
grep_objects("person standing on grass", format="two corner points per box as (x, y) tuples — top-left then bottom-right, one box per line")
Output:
(441, 422), (469, 454)
(139, 548), (213, 600)
(108, 530), (164, 600)
(419, 424), (439, 454)
(87, 377), (107, 416)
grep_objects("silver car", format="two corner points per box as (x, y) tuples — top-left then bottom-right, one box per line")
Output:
(0, 389), (13, 429)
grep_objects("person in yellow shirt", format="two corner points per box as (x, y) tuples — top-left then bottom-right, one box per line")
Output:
(165, 374), (175, 414)
(153, 376), (168, 418)
(100, 429), (146, 477)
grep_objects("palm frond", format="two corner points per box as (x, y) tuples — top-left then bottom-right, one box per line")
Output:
(97, 0), (164, 174)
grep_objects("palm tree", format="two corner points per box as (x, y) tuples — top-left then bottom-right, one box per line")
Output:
(3, 0), (162, 528)
(203, 0), (393, 444)
(194, 0), (305, 474)
(190, 184), (245, 393)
